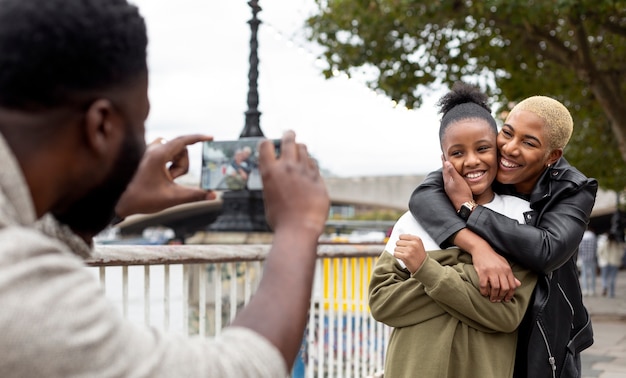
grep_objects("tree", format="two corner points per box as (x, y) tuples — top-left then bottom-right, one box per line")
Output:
(305, 0), (626, 190)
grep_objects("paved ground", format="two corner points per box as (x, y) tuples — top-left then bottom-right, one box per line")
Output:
(581, 269), (626, 378)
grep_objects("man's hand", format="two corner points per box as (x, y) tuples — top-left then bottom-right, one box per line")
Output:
(258, 130), (329, 237)
(115, 134), (216, 218)
(393, 234), (427, 274)
(232, 131), (329, 367)
(441, 159), (473, 211)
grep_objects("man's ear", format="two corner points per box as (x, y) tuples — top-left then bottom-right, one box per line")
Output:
(83, 98), (123, 157)
(547, 148), (563, 166)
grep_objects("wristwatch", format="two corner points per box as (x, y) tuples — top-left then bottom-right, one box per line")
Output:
(457, 200), (478, 220)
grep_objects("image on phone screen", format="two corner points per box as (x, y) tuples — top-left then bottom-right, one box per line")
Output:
(200, 137), (280, 191)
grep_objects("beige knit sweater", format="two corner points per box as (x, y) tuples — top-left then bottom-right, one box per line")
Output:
(0, 134), (288, 378)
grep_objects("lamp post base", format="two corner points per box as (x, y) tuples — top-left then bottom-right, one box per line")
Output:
(208, 190), (270, 232)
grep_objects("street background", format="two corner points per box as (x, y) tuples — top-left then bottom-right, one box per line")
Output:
(581, 269), (626, 378)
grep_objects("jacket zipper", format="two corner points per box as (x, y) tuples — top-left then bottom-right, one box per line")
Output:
(537, 320), (557, 378)
(557, 283), (575, 328)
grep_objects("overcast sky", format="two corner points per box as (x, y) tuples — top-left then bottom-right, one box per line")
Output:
(131, 0), (446, 179)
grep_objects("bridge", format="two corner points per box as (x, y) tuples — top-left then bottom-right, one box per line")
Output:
(116, 174), (621, 239)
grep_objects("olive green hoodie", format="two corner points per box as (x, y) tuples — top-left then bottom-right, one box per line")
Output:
(369, 249), (536, 378)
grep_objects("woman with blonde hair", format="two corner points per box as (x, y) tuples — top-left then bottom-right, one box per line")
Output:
(409, 95), (597, 377)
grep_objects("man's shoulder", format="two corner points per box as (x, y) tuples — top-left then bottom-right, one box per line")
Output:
(0, 224), (84, 265)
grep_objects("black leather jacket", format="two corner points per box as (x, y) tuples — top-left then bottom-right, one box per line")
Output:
(409, 157), (597, 378)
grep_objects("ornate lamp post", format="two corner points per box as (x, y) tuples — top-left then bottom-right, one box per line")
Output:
(241, 0), (263, 138)
(209, 1), (269, 232)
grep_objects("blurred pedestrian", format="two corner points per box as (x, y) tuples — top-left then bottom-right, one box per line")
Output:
(578, 228), (598, 296)
(597, 233), (625, 298)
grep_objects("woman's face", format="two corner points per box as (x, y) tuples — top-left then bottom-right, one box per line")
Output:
(496, 109), (562, 194)
(441, 119), (498, 205)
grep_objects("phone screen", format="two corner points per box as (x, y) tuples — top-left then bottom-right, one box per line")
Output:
(200, 137), (280, 191)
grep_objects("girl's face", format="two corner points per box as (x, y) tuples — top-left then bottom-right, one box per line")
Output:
(496, 109), (562, 194)
(441, 119), (498, 205)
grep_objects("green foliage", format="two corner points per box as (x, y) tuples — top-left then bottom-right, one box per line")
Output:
(306, 0), (626, 190)
(541, 99), (626, 191)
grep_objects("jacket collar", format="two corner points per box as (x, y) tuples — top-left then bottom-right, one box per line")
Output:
(529, 157), (582, 206)
(529, 166), (553, 205)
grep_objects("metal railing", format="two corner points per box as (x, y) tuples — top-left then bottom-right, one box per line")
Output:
(86, 243), (390, 378)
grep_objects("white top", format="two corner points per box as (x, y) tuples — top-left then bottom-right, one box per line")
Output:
(386, 193), (531, 268)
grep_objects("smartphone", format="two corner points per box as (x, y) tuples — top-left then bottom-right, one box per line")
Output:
(200, 137), (280, 191)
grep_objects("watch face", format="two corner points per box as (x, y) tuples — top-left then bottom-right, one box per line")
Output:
(458, 201), (476, 220)
(459, 205), (471, 220)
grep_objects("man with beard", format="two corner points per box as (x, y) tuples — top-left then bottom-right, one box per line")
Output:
(0, 1), (330, 377)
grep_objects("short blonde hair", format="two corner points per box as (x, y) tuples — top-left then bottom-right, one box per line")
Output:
(512, 96), (573, 150)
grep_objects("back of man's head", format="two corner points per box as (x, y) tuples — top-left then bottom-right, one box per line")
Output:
(0, 0), (147, 110)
